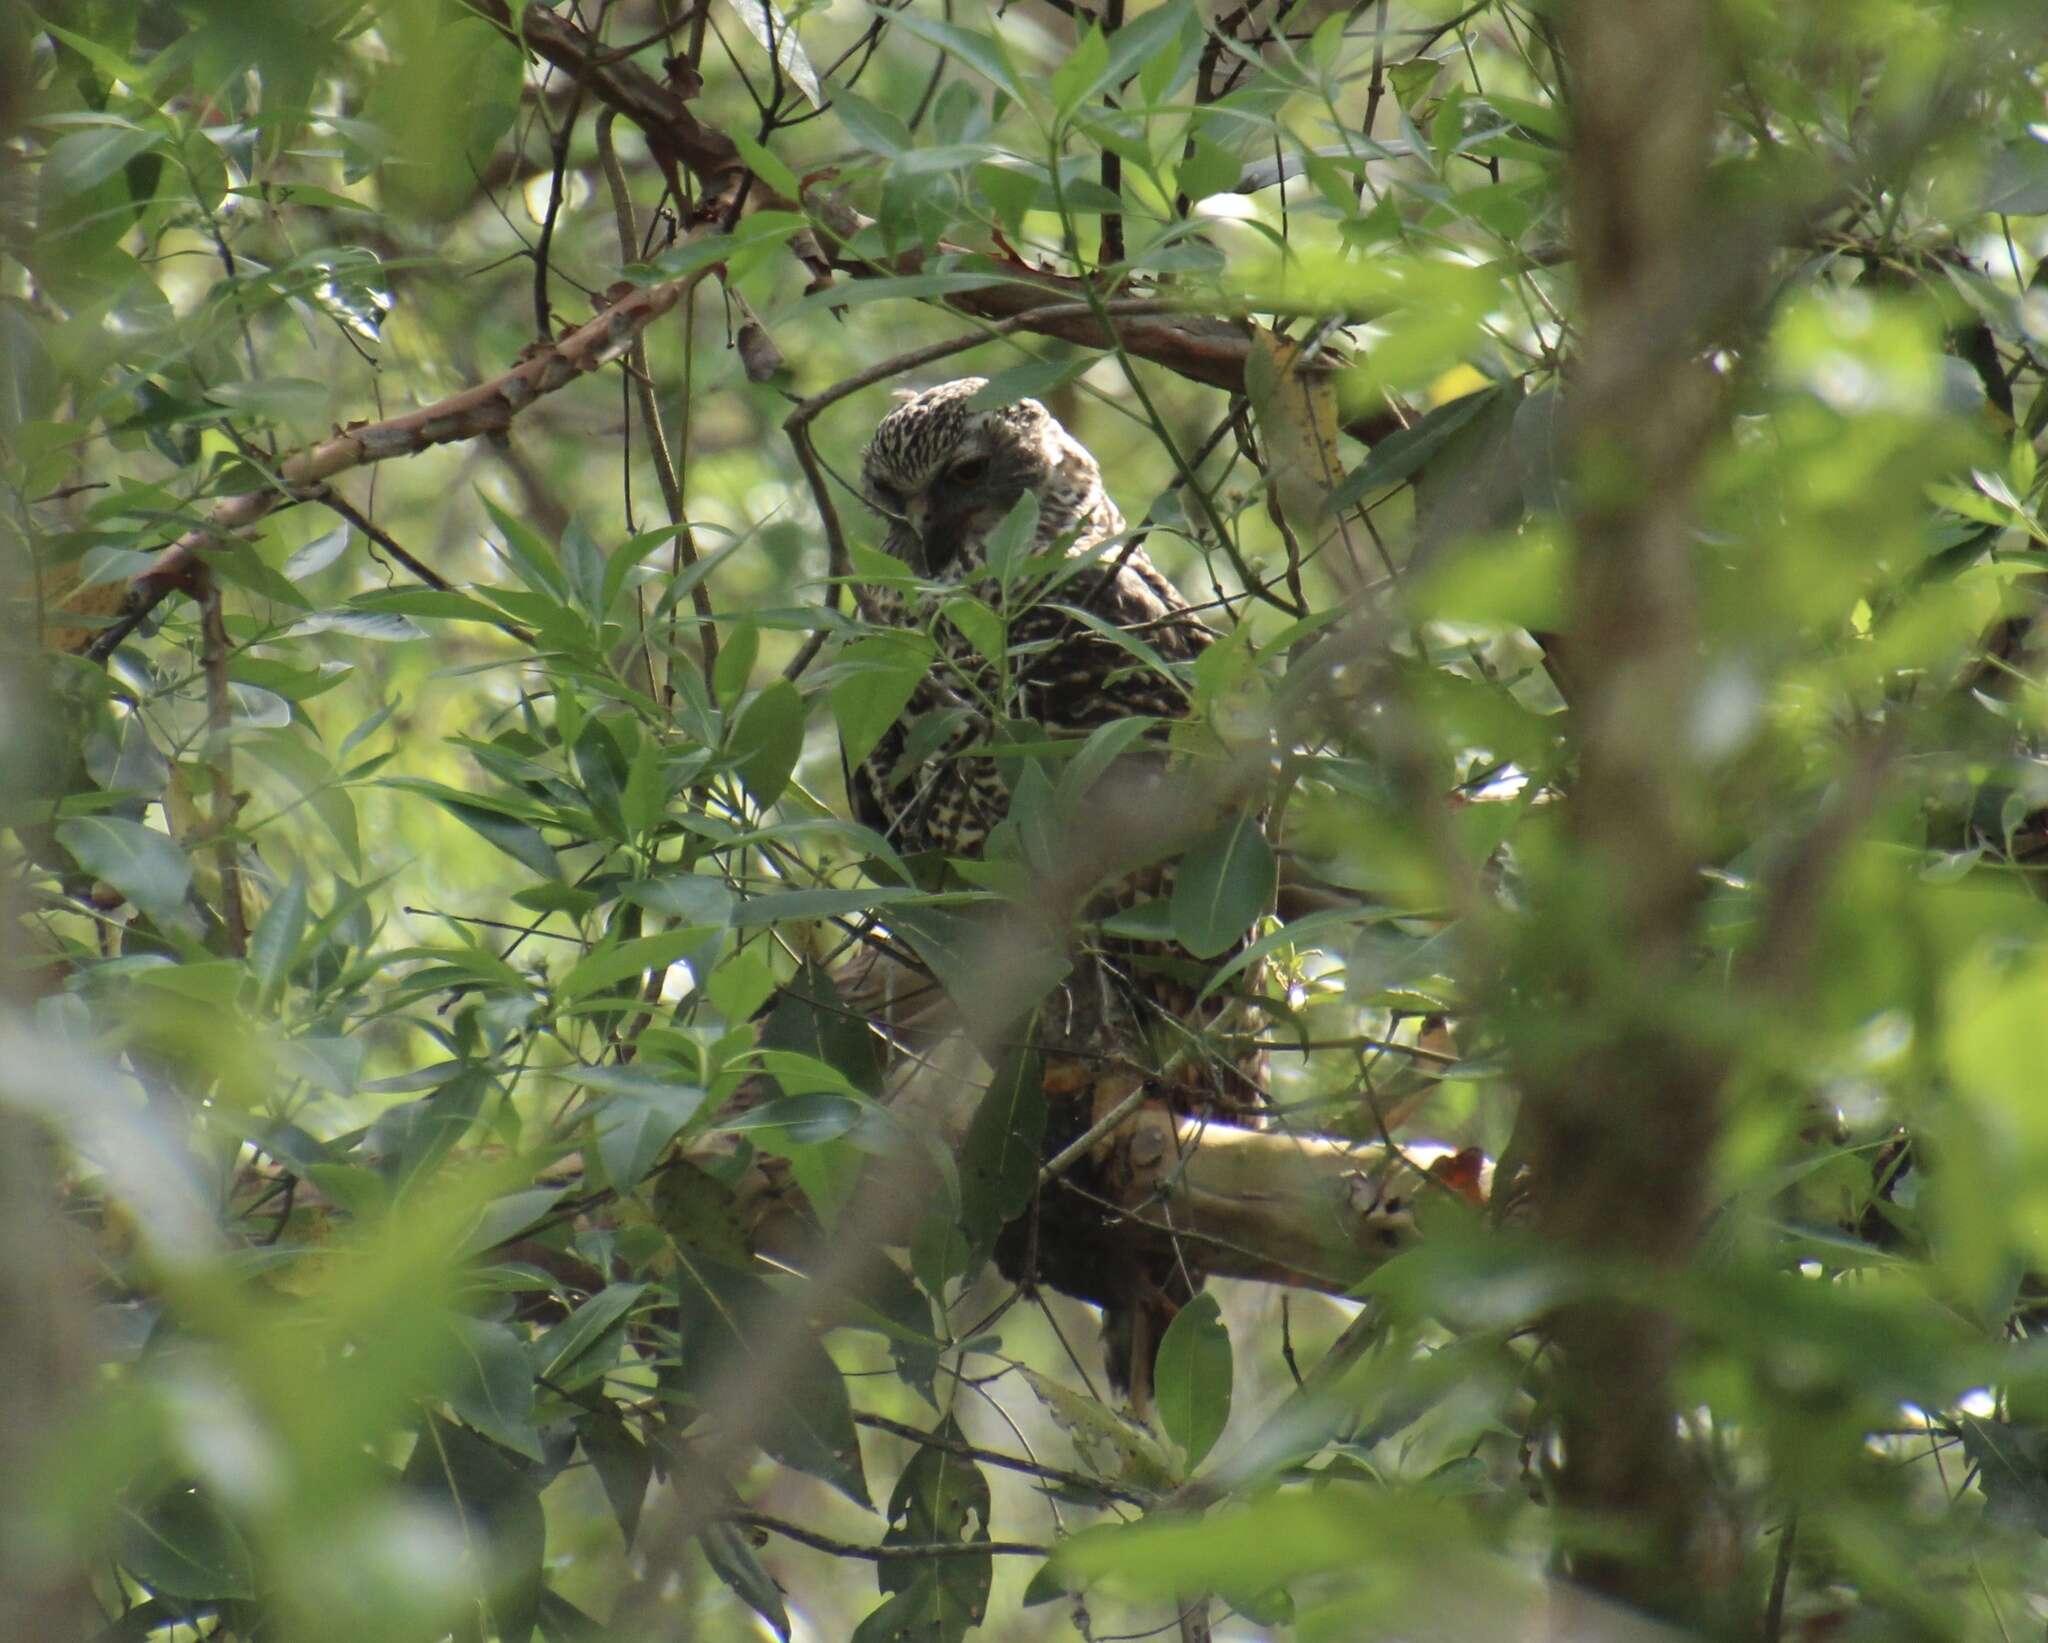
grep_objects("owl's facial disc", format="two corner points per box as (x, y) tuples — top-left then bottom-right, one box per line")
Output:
(861, 380), (1080, 579)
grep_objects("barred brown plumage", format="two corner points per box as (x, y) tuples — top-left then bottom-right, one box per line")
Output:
(847, 379), (1270, 1406)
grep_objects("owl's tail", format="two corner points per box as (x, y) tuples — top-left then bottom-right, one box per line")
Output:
(1102, 1285), (1183, 1416)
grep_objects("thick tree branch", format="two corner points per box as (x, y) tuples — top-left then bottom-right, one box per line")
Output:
(1514, 0), (1726, 1618)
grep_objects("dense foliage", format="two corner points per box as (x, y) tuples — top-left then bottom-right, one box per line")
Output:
(8, 0), (2048, 1638)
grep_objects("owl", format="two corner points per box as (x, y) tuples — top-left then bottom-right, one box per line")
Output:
(850, 378), (1268, 1402)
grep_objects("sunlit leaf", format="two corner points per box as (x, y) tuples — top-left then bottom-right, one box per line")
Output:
(56, 817), (193, 929)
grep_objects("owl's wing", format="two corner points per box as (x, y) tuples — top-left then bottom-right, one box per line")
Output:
(1010, 554), (1213, 731)
(844, 720), (900, 837)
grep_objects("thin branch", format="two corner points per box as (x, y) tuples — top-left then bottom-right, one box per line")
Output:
(314, 491), (537, 648)
(472, 0), (1404, 443)
(316, 491), (454, 592)
(720, 1509), (1047, 1562)
(595, 108), (717, 695)
(852, 1412), (1150, 1505)
(1098, 0), (1127, 269)
(531, 83), (587, 337)
(78, 254), (723, 663)
(199, 579), (247, 956)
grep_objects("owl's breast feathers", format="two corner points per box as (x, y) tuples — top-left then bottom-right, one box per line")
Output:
(849, 549), (1211, 854)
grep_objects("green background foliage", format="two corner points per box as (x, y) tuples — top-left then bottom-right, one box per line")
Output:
(6, 0), (2048, 1638)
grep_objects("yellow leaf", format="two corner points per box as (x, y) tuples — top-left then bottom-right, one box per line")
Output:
(1246, 331), (1346, 529)
(1425, 362), (1491, 406)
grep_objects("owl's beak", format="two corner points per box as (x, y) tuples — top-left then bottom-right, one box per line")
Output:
(903, 497), (946, 574)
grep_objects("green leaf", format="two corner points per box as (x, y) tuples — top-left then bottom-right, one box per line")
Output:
(1329, 384), (1507, 511)
(1055, 715), (1159, 817)
(347, 587), (507, 625)
(537, 1282), (648, 1383)
(832, 633), (936, 769)
(537, 1590), (607, 1643)
(941, 595), (1006, 666)
(673, 1251), (871, 1505)
(1389, 56), (1442, 115)
(835, 90), (911, 158)
(593, 1091), (703, 1190)
(726, 0), (822, 107)
(873, 1419), (993, 1635)
(1051, 25), (1111, 115)
(1982, 135), (2048, 215)
(884, 12), (1025, 104)
(715, 619), (760, 707)
(580, 1406), (653, 1549)
(283, 522), (352, 579)
(958, 1050), (1044, 1253)
(1170, 813), (1275, 958)
(372, 1068), (492, 1186)
(116, 1488), (255, 1601)
(559, 930), (707, 1001)
(403, 1417), (546, 1643)
(1177, 135), (1241, 201)
(730, 127), (801, 200)
(483, 496), (569, 602)
(210, 377), (331, 428)
(456, 1186), (570, 1260)
(248, 869), (309, 1005)
(129, 960), (243, 1005)
(43, 125), (163, 198)
(1020, 1366), (1175, 1492)
(706, 944), (778, 1021)
(1105, 0), (1196, 88)
(56, 817), (193, 929)
(1009, 759), (1060, 875)
(1959, 1415), (2048, 1535)
(701, 1520), (793, 1640)
(445, 1316), (540, 1460)
(1053, 1483), (1436, 1602)
(622, 734), (667, 837)
(984, 490), (1042, 582)
(1195, 904), (1395, 1004)
(731, 678), (806, 808)
(1154, 1291), (1232, 1470)
(623, 873), (735, 925)
(436, 798), (561, 881)
(559, 517), (607, 618)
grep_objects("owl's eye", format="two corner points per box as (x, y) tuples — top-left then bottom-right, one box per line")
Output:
(870, 483), (905, 513)
(947, 455), (990, 485)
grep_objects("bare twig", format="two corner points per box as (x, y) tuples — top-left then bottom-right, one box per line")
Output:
(595, 108), (717, 695)
(314, 492), (536, 646)
(853, 1411), (1150, 1505)
(721, 1509), (1047, 1562)
(531, 81), (587, 338)
(1098, 0), (1127, 269)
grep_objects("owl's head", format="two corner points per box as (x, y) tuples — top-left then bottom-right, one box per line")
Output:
(859, 378), (1121, 578)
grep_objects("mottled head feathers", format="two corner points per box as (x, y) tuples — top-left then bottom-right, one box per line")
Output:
(858, 378), (1121, 579)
